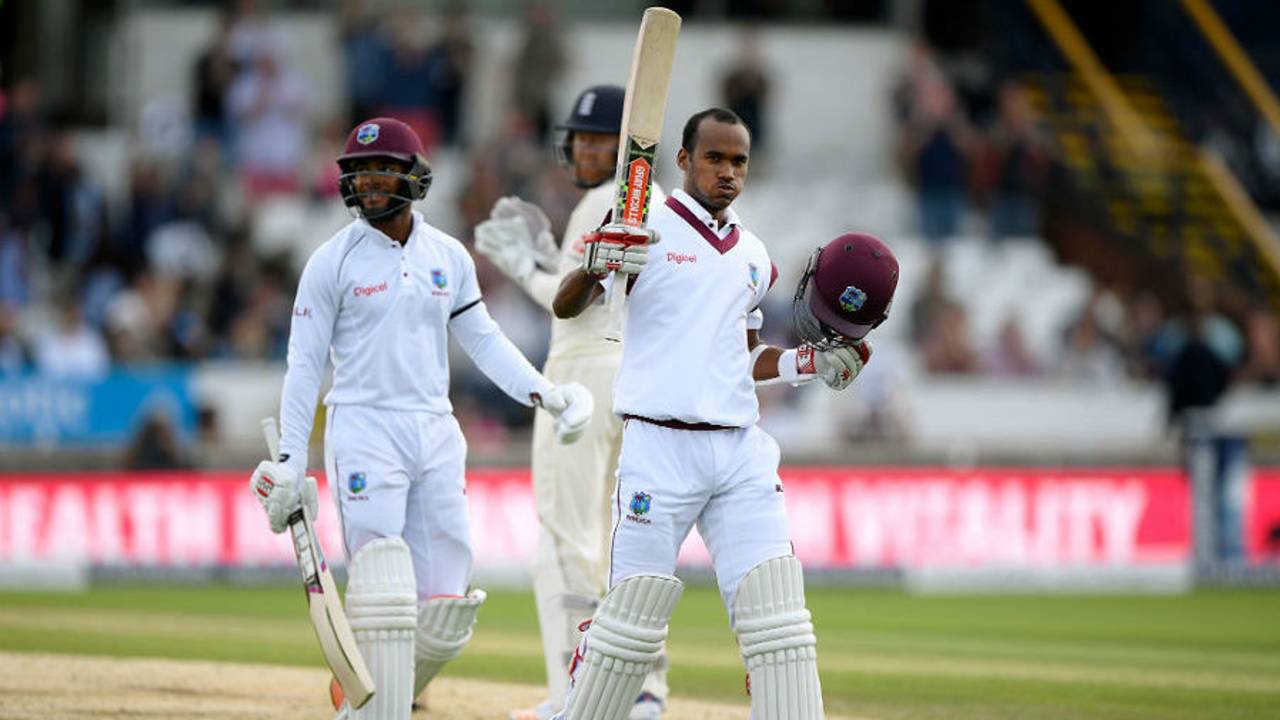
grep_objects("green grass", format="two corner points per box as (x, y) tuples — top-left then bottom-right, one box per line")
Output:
(1, 585), (1278, 719)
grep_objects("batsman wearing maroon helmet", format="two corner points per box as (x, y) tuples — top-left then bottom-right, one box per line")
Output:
(249, 117), (596, 720)
(550, 107), (899, 720)
(474, 84), (669, 720)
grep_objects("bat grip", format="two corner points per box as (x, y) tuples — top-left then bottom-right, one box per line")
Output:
(604, 272), (626, 342)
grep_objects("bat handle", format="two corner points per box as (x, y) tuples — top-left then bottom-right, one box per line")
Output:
(604, 271), (626, 342)
(261, 417), (281, 460)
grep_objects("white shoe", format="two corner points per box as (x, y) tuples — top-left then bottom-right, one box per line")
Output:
(509, 699), (557, 720)
(629, 692), (665, 720)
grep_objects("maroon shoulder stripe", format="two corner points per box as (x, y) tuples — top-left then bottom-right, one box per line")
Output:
(665, 196), (740, 255)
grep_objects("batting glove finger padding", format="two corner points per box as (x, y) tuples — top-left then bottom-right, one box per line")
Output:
(475, 216), (538, 281)
(814, 339), (871, 391)
(582, 224), (658, 277)
(249, 460), (318, 534)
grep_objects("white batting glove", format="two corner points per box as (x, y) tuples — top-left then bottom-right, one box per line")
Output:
(582, 224), (659, 277)
(534, 382), (594, 444)
(805, 340), (872, 391)
(249, 460), (319, 534)
(475, 216), (537, 281)
(491, 196), (558, 271)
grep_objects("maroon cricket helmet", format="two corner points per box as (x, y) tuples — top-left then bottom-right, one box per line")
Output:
(794, 232), (899, 347)
(337, 117), (432, 219)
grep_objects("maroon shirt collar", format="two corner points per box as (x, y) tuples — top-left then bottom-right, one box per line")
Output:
(665, 194), (740, 255)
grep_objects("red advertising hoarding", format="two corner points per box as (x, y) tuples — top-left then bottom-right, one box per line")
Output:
(0, 468), (1276, 570)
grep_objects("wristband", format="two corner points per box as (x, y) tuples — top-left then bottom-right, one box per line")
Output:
(777, 347), (817, 385)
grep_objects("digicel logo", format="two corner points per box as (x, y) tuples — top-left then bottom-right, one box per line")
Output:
(354, 281), (388, 297)
(624, 159), (651, 225)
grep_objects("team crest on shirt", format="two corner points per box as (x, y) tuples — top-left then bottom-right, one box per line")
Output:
(356, 123), (380, 145)
(430, 268), (450, 296)
(348, 471), (368, 497)
(840, 285), (867, 313)
(626, 492), (652, 524)
(747, 263), (761, 292)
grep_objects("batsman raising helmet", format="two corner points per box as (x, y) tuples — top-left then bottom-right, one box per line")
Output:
(250, 116), (594, 720)
(473, 85), (669, 720)
(550, 107), (899, 720)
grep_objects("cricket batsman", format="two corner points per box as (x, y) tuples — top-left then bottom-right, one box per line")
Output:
(250, 117), (594, 720)
(550, 108), (900, 720)
(472, 85), (668, 720)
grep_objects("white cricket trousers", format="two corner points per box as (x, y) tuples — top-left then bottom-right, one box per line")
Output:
(610, 419), (793, 616)
(325, 404), (472, 600)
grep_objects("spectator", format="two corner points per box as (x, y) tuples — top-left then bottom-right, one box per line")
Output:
(226, 41), (309, 199)
(123, 411), (191, 470)
(33, 297), (110, 379)
(1155, 278), (1243, 425)
(896, 42), (976, 242)
(35, 134), (109, 270)
(340, 0), (386, 126)
(425, 4), (474, 148)
(1151, 278), (1243, 385)
(512, 1), (566, 143)
(224, 0), (274, 67)
(191, 11), (238, 148)
(1118, 290), (1167, 380)
(374, 9), (441, 148)
(0, 304), (30, 376)
(0, 216), (30, 306)
(1235, 305), (1280, 386)
(984, 314), (1042, 376)
(116, 161), (174, 269)
(1055, 313), (1126, 385)
(909, 254), (951, 345)
(983, 80), (1049, 240)
(0, 78), (47, 204)
(720, 29), (772, 156)
(921, 300), (980, 374)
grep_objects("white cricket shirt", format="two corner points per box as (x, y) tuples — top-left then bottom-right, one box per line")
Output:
(613, 189), (776, 428)
(279, 211), (551, 467)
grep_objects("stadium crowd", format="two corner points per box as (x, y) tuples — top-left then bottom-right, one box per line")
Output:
(1, 2), (1277, 453)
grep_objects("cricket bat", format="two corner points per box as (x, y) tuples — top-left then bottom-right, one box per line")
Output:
(260, 417), (375, 710)
(604, 6), (681, 342)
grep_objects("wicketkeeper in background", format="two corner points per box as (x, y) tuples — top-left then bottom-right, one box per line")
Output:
(473, 85), (668, 720)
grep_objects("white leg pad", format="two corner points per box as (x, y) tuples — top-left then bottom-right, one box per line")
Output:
(413, 589), (487, 697)
(735, 555), (824, 720)
(345, 538), (418, 720)
(558, 574), (683, 720)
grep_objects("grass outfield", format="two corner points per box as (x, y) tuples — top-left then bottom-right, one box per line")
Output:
(1, 584), (1278, 719)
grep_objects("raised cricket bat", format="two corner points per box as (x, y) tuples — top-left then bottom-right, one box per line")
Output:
(260, 417), (375, 710)
(604, 6), (681, 342)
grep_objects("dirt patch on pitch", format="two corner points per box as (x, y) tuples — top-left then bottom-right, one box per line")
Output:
(0, 651), (833, 720)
